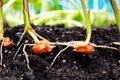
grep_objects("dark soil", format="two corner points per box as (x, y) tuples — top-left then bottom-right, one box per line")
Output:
(0, 24), (120, 80)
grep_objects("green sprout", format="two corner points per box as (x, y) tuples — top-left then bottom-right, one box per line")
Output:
(110, 0), (120, 32)
(0, 0), (3, 41)
(17, 0), (48, 45)
(72, 0), (92, 48)
(23, 0), (39, 43)
(49, 0), (93, 69)
(16, 0), (54, 70)
(80, 0), (91, 45)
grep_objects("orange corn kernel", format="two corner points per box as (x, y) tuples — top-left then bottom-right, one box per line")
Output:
(72, 45), (94, 54)
(3, 37), (12, 47)
(32, 40), (52, 54)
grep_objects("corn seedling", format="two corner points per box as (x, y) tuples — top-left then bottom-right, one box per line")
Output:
(15, 0), (55, 70)
(42, 1), (92, 68)
(0, 0), (12, 66)
(68, 0), (94, 53)
(13, 0), (119, 70)
(48, 0), (119, 69)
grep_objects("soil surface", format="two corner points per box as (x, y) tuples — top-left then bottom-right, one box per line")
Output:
(0, 24), (120, 80)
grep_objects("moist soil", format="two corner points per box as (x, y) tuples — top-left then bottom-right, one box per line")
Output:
(0, 24), (120, 80)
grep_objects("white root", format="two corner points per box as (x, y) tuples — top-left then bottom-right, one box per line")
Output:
(13, 43), (25, 60)
(50, 41), (119, 51)
(48, 44), (71, 69)
(15, 39), (119, 70)
(32, 29), (50, 42)
(17, 31), (26, 46)
(0, 40), (3, 66)
(112, 42), (120, 46)
(23, 44), (34, 70)
(90, 43), (118, 50)
(17, 29), (50, 46)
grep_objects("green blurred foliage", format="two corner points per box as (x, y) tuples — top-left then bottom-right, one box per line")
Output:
(2, 0), (116, 28)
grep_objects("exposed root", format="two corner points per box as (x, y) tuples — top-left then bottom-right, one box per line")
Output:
(17, 31), (26, 46)
(50, 41), (119, 51)
(112, 42), (120, 46)
(13, 43), (25, 60)
(15, 39), (119, 70)
(0, 40), (3, 66)
(32, 30), (49, 42)
(48, 44), (71, 70)
(17, 29), (50, 46)
(91, 43), (118, 51)
(23, 44), (34, 70)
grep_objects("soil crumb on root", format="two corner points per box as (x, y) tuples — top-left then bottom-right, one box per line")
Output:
(1, 24), (120, 80)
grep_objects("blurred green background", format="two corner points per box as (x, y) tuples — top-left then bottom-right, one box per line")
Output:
(3, 0), (119, 28)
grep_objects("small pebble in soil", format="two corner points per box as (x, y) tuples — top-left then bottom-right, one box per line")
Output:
(4, 50), (8, 53)
(25, 40), (29, 43)
(102, 70), (106, 74)
(8, 51), (12, 54)
(118, 60), (120, 63)
(3, 64), (6, 68)
(23, 71), (35, 80)
(74, 61), (76, 64)
(51, 68), (55, 71)
(21, 74), (24, 79)
(75, 67), (78, 70)
(62, 59), (66, 63)
(15, 32), (22, 38)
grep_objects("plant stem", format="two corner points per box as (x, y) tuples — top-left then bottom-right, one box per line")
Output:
(110, 0), (120, 32)
(23, 0), (39, 42)
(80, 0), (91, 45)
(0, 0), (3, 41)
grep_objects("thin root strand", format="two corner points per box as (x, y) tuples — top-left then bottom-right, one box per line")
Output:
(23, 44), (34, 70)
(0, 40), (3, 66)
(48, 44), (71, 70)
